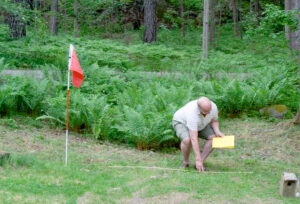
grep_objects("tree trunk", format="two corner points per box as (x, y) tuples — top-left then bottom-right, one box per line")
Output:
(186, 0), (190, 44)
(285, 0), (291, 41)
(218, 6), (222, 40)
(255, 0), (259, 26)
(295, 0), (300, 124)
(110, 0), (114, 38)
(296, 101), (300, 124)
(285, 0), (298, 50)
(74, 0), (79, 38)
(254, 0), (259, 13)
(250, 0), (253, 12)
(7, 0), (30, 38)
(64, 0), (67, 33)
(209, 0), (216, 48)
(34, 0), (37, 29)
(50, 0), (58, 35)
(8, 14), (26, 38)
(203, 0), (209, 59)
(239, 0), (243, 39)
(143, 0), (157, 43)
(180, 0), (185, 44)
(133, 0), (142, 30)
(232, 0), (238, 37)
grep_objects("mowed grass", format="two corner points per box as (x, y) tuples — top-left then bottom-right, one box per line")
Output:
(0, 116), (300, 203)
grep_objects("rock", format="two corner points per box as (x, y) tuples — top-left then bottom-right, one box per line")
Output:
(259, 105), (288, 119)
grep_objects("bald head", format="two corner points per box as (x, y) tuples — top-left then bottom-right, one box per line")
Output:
(197, 97), (211, 116)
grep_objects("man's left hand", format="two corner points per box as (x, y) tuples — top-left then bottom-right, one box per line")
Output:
(215, 131), (224, 137)
(211, 120), (224, 137)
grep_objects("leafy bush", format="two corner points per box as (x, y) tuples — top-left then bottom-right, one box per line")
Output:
(113, 83), (186, 150)
(0, 76), (50, 116)
(0, 118), (18, 129)
(245, 4), (298, 37)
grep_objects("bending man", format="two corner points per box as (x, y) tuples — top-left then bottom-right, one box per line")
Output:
(172, 97), (224, 172)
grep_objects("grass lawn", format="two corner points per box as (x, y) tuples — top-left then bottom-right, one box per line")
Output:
(0, 116), (300, 203)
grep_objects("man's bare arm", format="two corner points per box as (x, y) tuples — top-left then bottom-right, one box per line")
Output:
(189, 130), (204, 172)
(211, 119), (224, 137)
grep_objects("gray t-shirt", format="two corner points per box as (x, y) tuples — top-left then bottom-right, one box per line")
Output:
(173, 100), (218, 131)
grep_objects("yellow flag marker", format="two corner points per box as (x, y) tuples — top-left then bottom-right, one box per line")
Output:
(212, 136), (235, 148)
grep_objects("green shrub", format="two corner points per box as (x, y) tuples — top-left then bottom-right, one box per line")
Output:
(0, 118), (18, 129)
(244, 4), (297, 38)
(0, 76), (50, 116)
(8, 154), (38, 168)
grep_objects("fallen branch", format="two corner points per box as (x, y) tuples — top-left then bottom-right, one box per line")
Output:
(107, 165), (253, 174)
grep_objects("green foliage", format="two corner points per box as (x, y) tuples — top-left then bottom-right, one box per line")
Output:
(8, 154), (38, 168)
(0, 76), (50, 116)
(0, 57), (9, 70)
(163, 8), (181, 29)
(113, 83), (184, 150)
(0, 28), (68, 68)
(0, 0), (33, 22)
(0, 118), (18, 129)
(0, 22), (299, 149)
(40, 89), (114, 139)
(245, 4), (298, 38)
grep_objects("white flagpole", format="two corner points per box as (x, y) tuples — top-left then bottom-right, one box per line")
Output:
(65, 44), (73, 165)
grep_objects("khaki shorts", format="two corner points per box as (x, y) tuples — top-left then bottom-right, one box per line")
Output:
(172, 120), (215, 141)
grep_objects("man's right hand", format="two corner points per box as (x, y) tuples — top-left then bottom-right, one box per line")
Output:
(195, 160), (204, 172)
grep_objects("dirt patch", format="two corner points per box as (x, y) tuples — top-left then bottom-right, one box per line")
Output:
(0, 190), (66, 203)
(77, 192), (93, 204)
(76, 192), (103, 204)
(1, 119), (299, 163)
(221, 119), (300, 164)
(122, 190), (199, 204)
(1, 118), (300, 168)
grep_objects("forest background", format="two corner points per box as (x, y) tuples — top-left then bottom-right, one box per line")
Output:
(0, 0), (300, 150)
(1, 0), (300, 203)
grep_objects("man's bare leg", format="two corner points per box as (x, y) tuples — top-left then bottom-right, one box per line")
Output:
(200, 135), (215, 166)
(180, 137), (191, 167)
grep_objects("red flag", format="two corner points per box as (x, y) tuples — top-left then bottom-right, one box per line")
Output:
(69, 45), (84, 88)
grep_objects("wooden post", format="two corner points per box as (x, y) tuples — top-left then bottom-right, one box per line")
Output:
(280, 172), (297, 197)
